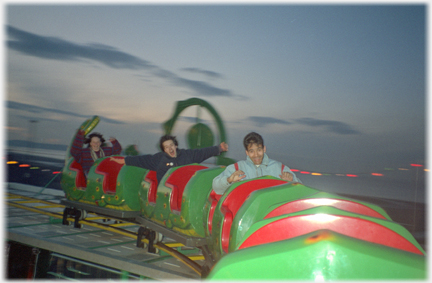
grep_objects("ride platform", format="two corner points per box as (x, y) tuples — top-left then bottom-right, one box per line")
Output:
(5, 182), (203, 280)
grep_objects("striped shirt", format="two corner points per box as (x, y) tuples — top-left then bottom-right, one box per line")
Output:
(70, 130), (122, 175)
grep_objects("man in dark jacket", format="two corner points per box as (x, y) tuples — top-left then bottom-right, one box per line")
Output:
(111, 135), (228, 183)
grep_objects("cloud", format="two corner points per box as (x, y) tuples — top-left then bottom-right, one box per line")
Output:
(177, 116), (212, 124)
(6, 100), (125, 124)
(7, 26), (155, 70)
(15, 115), (65, 123)
(180, 67), (224, 80)
(247, 116), (360, 135)
(7, 25), (236, 98)
(249, 116), (292, 127)
(295, 117), (360, 135)
(174, 77), (233, 97)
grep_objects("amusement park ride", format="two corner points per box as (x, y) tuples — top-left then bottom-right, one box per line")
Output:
(6, 98), (426, 280)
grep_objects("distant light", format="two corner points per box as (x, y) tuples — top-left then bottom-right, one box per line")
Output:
(19, 164), (30, 167)
(335, 174), (345, 176)
(7, 161), (18, 164)
(411, 164), (423, 167)
(311, 173), (322, 176)
(291, 169), (299, 172)
(346, 174), (358, 177)
(300, 171), (310, 174)
(424, 169), (429, 172)
(371, 173), (383, 176)
(398, 168), (409, 171)
(41, 169), (51, 172)
(52, 171), (61, 174)
(30, 167), (39, 170)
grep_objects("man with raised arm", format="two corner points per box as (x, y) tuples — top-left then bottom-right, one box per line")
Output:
(111, 135), (228, 183)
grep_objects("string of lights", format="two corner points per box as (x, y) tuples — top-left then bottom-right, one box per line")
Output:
(6, 160), (62, 174)
(290, 163), (426, 178)
(6, 158), (426, 179)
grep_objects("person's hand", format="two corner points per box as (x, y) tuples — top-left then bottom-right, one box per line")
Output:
(109, 137), (117, 142)
(280, 171), (294, 182)
(219, 142), (228, 152)
(78, 125), (85, 134)
(227, 170), (246, 184)
(110, 157), (125, 164)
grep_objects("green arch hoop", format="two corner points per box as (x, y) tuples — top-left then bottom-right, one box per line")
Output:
(162, 98), (235, 166)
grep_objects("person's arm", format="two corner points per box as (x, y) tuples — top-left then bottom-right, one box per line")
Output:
(120, 153), (160, 170)
(109, 138), (122, 155)
(70, 129), (85, 163)
(110, 157), (125, 165)
(281, 165), (302, 183)
(212, 164), (237, 195)
(190, 142), (228, 163)
(219, 142), (228, 152)
(102, 138), (121, 156)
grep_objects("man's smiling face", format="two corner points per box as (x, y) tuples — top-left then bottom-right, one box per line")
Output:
(162, 140), (178, 158)
(246, 143), (266, 165)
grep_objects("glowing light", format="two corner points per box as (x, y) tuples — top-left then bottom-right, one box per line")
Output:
(425, 169), (429, 172)
(311, 173), (322, 176)
(52, 171), (61, 174)
(305, 199), (338, 206)
(307, 213), (338, 223)
(313, 271), (325, 282)
(7, 161), (18, 164)
(411, 164), (423, 167)
(398, 168), (409, 171)
(30, 167), (40, 170)
(300, 171), (310, 174)
(346, 174), (358, 177)
(19, 164), (30, 167)
(291, 169), (299, 172)
(326, 250), (336, 262)
(371, 173), (383, 176)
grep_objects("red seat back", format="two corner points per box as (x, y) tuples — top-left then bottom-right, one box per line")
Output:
(265, 198), (388, 219)
(238, 214), (424, 255)
(145, 170), (158, 204)
(208, 190), (222, 234)
(165, 165), (208, 212)
(220, 179), (287, 253)
(69, 160), (87, 188)
(95, 157), (124, 194)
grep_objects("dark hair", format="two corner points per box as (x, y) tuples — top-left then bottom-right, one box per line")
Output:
(85, 132), (105, 145)
(159, 135), (178, 151)
(243, 132), (264, 150)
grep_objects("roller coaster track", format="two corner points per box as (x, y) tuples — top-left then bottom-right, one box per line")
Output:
(6, 191), (205, 277)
